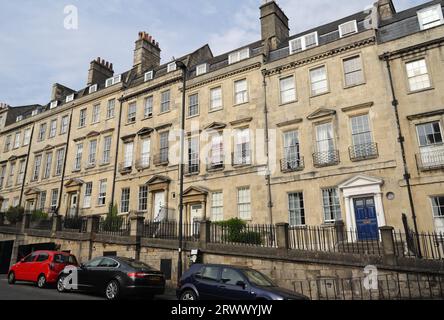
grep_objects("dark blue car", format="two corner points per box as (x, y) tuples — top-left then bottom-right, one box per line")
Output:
(177, 264), (309, 300)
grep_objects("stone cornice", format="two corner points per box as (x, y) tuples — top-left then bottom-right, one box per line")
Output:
(341, 102), (374, 113)
(230, 117), (253, 126)
(407, 109), (444, 121)
(264, 37), (376, 76)
(276, 118), (303, 128)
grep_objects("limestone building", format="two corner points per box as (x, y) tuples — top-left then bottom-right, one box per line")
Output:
(1, 0), (443, 237)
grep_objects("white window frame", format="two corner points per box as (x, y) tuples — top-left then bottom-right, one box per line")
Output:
(60, 116), (69, 134)
(405, 58), (431, 92)
(237, 187), (251, 220)
(211, 191), (224, 222)
(89, 84), (98, 94)
(228, 48), (250, 64)
(138, 186), (148, 211)
(83, 182), (93, 208)
(50, 101), (58, 109)
(13, 132), (21, 149)
(339, 20), (358, 38)
(92, 104), (100, 123)
(210, 86), (223, 111)
(234, 79), (248, 105)
(120, 188), (130, 213)
(144, 70), (154, 82)
(49, 119), (57, 138)
(124, 142), (134, 168)
(127, 102), (137, 123)
(74, 143), (83, 171)
(196, 64), (208, 76)
(31, 109), (39, 117)
(167, 62), (177, 73)
(79, 109), (87, 128)
(107, 99), (116, 119)
(289, 32), (318, 54)
(23, 128), (31, 145)
(102, 136), (112, 164)
(309, 65), (329, 96)
(88, 140), (97, 166)
(16, 116), (23, 122)
(66, 94), (75, 103)
(98, 180), (107, 206)
(417, 4), (444, 30)
(279, 76), (296, 104)
(55, 148), (65, 176)
(144, 96), (153, 118)
(105, 74), (122, 88)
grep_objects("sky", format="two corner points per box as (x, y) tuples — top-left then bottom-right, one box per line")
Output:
(0, 0), (425, 106)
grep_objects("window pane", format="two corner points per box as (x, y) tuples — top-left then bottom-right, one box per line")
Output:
(288, 193), (305, 226)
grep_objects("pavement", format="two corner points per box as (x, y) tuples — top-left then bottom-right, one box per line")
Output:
(0, 275), (177, 300)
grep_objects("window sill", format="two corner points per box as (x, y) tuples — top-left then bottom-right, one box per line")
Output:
(158, 110), (171, 116)
(343, 82), (366, 90)
(99, 162), (111, 167)
(208, 107), (223, 114)
(72, 169), (81, 173)
(125, 121), (136, 126)
(142, 115), (153, 121)
(233, 102), (249, 107)
(186, 114), (200, 120)
(310, 91), (330, 98)
(407, 87), (434, 95)
(279, 100), (298, 107)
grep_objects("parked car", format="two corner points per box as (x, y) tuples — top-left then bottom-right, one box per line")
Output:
(177, 264), (309, 300)
(57, 256), (165, 300)
(8, 250), (79, 288)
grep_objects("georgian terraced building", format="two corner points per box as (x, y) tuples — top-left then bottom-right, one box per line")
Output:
(0, 0), (443, 236)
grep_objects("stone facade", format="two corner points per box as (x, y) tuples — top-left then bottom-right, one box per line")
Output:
(0, 0), (443, 237)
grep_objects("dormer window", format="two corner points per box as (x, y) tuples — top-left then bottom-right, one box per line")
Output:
(167, 62), (177, 73)
(16, 115), (23, 122)
(144, 71), (154, 82)
(31, 110), (39, 116)
(50, 101), (58, 109)
(105, 74), (122, 88)
(228, 48), (250, 64)
(89, 84), (98, 94)
(289, 32), (318, 54)
(417, 4), (444, 30)
(66, 94), (75, 103)
(339, 20), (358, 38)
(196, 64), (208, 76)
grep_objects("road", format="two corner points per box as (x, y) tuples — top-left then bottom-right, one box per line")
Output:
(0, 275), (176, 300)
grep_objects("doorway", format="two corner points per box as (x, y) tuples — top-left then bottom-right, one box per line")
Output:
(353, 197), (379, 240)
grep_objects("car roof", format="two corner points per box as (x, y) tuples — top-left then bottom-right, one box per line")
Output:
(194, 264), (253, 271)
(31, 250), (72, 255)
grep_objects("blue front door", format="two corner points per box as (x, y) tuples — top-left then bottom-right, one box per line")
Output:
(353, 197), (379, 240)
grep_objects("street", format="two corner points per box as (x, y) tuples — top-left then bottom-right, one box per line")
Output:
(0, 275), (176, 300)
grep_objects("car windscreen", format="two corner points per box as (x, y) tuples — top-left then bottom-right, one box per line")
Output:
(242, 269), (276, 287)
(54, 254), (78, 265)
(119, 258), (155, 270)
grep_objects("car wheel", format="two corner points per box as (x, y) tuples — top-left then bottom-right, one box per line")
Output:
(105, 280), (120, 300)
(37, 274), (46, 288)
(180, 289), (197, 301)
(57, 275), (67, 293)
(7, 272), (15, 285)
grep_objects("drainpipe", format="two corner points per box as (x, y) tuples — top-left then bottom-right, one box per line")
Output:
(19, 124), (35, 207)
(55, 110), (73, 216)
(111, 95), (125, 208)
(262, 69), (274, 225)
(382, 52), (422, 258)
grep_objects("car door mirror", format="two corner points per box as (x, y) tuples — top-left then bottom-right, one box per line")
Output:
(236, 281), (246, 289)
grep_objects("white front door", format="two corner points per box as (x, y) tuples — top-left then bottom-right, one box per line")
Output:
(69, 194), (78, 217)
(190, 204), (203, 223)
(153, 191), (165, 221)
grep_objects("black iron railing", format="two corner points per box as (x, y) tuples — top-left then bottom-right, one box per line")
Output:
(288, 225), (382, 255)
(143, 220), (201, 241)
(393, 230), (444, 260)
(313, 150), (340, 167)
(416, 149), (444, 171)
(280, 156), (305, 172)
(349, 143), (378, 161)
(292, 273), (444, 300)
(62, 216), (87, 232)
(210, 223), (277, 248)
(97, 216), (131, 236)
(185, 162), (200, 175)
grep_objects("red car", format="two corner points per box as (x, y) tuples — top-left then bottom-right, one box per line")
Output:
(8, 251), (78, 288)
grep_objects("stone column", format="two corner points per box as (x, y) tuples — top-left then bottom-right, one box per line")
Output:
(276, 223), (289, 250)
(199, 220), (211, 249)
(86, 215), (100, 233)
(21, 213), (31, 233)
(130, 215), (145, 237)
(380, 226), (397, 266)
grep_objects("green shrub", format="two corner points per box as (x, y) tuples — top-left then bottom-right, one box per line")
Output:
(6, 207), (24, 224)
(103, 203), (123, 231)
(31, 210), (49, 221)
(216, 218), (262, 245)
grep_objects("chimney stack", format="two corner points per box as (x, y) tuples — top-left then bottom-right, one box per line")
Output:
(51, 83), (75, 101)
(133, 31), (161, 75)
(260, 0), (289, 51)
(377, 0), (396, 21)
(87, 57), (114, 86)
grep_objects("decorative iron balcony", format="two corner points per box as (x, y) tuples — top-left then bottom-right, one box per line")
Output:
(313, 150), (340, 168)
(416, 149), (444, 171)
(153, 152), (169, 166)
(280, 156), (305, 173)
(349, 143), (379, 161)
(135, 157), (150, 170)
(232, 150), (252, 167)
(185, 162), (200, 175)
(118, 162), (132, 174)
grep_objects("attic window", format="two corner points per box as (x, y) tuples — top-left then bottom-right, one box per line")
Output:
(89, 84), (98, 94)
(289, 32), (318, 54)
(228, 48), (250, 64)
(167, 62), (177, 73)
(16, 115), (23, 122)
(196, 64), (208, 76)
(50, 101), (58, 109)
(144, 71), (154, 82)
(31, 110), (39, 116)
(66, 94), (75, 103)
(339, 20), (358, 38)
(105, 74), (122, 88)
(417, 4), (444, 30)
